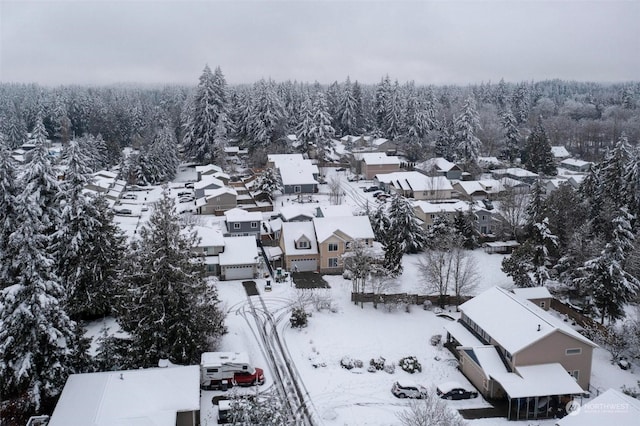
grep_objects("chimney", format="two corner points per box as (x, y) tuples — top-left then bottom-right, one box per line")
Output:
(537, 324), (541, 332)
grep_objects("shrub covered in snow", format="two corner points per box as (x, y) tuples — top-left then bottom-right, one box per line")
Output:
(398, 356), (422, 374)
(384, 361), (396, 374)
(353, 359), (364, 369)
(370, 356), (386, 371)
(290, 307), (309, 328)
(340, 356), (354, 369)
(367, 365), (377, 373)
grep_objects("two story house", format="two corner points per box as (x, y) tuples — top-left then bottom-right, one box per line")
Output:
(445, 286), (597, 420)
(313, 216), (375, 274)
(375, 171), (453, 200)
(224, 208), (263, 239)
(279, 221), (319, 272)
(218, 235), (259, 280)
(415, 157), (463, 180)
(196, 187), (238, 215)
(359, 152), (401, 180)
(267, 153), (319, 195)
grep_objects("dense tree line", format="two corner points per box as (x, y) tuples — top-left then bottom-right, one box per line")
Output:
(2, 75), (638, 171)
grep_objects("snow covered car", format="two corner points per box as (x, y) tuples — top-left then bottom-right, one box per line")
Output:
(391, 380), (428, 399)
(436, 381), (478, 400)
(179, 196), (194, 203)
(121, 193), (137, 200)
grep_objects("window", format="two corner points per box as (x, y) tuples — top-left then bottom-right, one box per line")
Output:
(297, 240), (310, 249)
(328, 258), (338, 268)
(294, 185), (301, 193)
(540, 301), (546, 309)
(251, 221), (258, 229)
(505, 351), (513, 361)
(569, 370), (579, 381)
(328, 243), (338, 252)
(233, 223), (241, 230)
(566, 348), (582, 356)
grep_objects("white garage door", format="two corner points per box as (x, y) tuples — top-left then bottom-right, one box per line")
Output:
(290, 258), (318, 272)
(223, 265), (254, 280)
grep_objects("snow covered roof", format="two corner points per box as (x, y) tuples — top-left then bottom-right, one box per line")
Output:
(444, 321), (484, 347)
(361, 152), (401, 165)
(492, 363), (585, 398)
(194, 175), (224, 190)
(417, 157), (459, 172)
(191, 225), (224, 248)
(313, 216), (374, 243)
(376, 171), (453, 192)
(478, 179), (505, 194)
(492, 167), (539, 178)
(467, 346), (511, 380)
(281, 221), (319, 255)
(459, 287), (597, 354)
(372, 138), (390, 146)
(95, 170), (118, 179)
(203, 186), (237, 199)
(279, 205), (316, 221)
(454, 180), (487, 195)
(560, 158), (593, 168)
(413, 200), (470, 214)
(315, 204), (354, 218)
(555, 388), (640, 426)
(224, 207), (263, 223)
(512, 286), (552, 300)
(48, 365), (200, 426)
(195, 164), (223, 174)
(201, 351), (250, 367)
(219, 236), (259, 266)
(551, 146), (571, 158)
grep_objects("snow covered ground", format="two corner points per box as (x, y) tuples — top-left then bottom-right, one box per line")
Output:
(106, 165), (640, 425)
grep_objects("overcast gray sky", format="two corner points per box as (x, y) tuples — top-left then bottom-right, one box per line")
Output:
(1, 0), (638, 86)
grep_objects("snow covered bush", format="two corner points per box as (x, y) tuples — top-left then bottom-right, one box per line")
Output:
(398, 356), (422, 374)
(367, 365), (377, 373)
(370, 356), (386, 371)
(340, 356), (354, 370)
(384, 362), (396, 374)
(290, 307), (309, 328)
(353, 359), (364, 369)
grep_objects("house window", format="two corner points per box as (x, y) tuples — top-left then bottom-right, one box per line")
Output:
(203, 247), (209, 253)
(297, 240), (310, 249)
(294, 185), (301, 193)
(328, 258), (338, 268)
(566, 348), (582, 356)
(483, 379), (489, 390)
(569, 370), (579, 381)
(328, 243), (338, 252)
(540, 301), (546, 309)
(233, 223), (241, 230)
(505, 351), (513, 361)
(251, 221), (258, 229)
(430, 214), (436, 219)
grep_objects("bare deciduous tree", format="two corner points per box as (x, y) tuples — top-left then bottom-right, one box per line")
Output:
(329, 176), (343, 205)
(343, 240), (372, 306)
(396, 393), (467, 426)
(495, 185), (528, 240)
(451, 247), (479, 308)
(417, 247), (453, 308)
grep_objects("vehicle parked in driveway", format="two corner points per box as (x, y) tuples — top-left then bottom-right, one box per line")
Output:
(364, 186), (379, 192)
(436, 381), (478, 400)
(391, 381), (428, 399)
(336, 167), (346, 172)
(121, 193), (137, 200)
(201, 352), (265, 390)
(179, 196), (194, 203)
(347, 175), (361, 182)
(177, 191), (192, 197)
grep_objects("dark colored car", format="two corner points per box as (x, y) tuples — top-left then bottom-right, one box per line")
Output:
(391, 381), (428, 399)
(336, 167), (347, 172)
(364, 186), (379, 192)
(437, 381), (478, 400)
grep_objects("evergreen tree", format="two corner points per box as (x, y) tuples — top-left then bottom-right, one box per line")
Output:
(454, 208), (480, 249)
(55, 141), (126, 318)
(309, 91), (335, 155)
(384, 81), (405, 139)
(247, 79), (285, 147)
(0, 139), (19, 287)
(295, 96), (314, 152)
(374, 75), (392, 134)
(522, 117), (556, 175)
(116, 187), (226, 366)
(183, 65), (228, 164)
(575, 208), (640, 323)
(453, 97), (482, 166)
(255, 167), (282, 196)
(4, 114), (28, 149)
(434, 120), (456, 161)
(337, 77), (359, 136)
(368, 203), (390, 242)
(499, 109), (520, 164)
(511, 82), (530, 124)
(0, 127), (85, 414)
(387, 194), (426, 254)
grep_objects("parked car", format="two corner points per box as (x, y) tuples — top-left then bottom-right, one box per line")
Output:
(376, 193), (390, 201)
(364, 186), (379, 193)
(347, 175), (361, 182)
(121, 193), (137, 200)
(233, 368), (265, 386)
(184, 182), (195, 188)
(336, 167), (347, 172)
(177, 191), (192, 197)
(179, 196), (195, 203)
(391, 381), (428, 399)
(436, 381), (478, 400)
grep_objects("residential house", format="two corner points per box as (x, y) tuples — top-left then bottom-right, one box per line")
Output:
(190, 225), (225, 276)
(359, 152), (401, 180)
(512, 287), (553, 311)
(48, 366), (200, 426)
(372, 137), (396, 154)
(560, 158), (593, 173)
(413, 200), (471, 230)
(196, 187), (238, 215)
(567, 175), (586, 190)
(194, 175), (225, 198)
(195, 164), (223, 180)
(445, 286), (597, 420)
(491, 168), (539, 184)
(555, 388), (640, 426)
(542, 178), (568, 196)
(267, 153), (319, 195)
(219, 236), (259, 280)
(279, 221), (319, 272)
(279, 205), (316, 222)
(224, 208), (263, 239)
(313, 216), (375, 274)
(453, 181), (489, 201)
(315, 204), (354, 218)
(375, 171), (453, 200)
(475, 207), (495, 236)
(415, 157), (463, 180)
(551, 146), (571, 162)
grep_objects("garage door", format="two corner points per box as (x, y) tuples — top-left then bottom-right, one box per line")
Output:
(223, 265), (254, 280)
(290, 258), (318, 272)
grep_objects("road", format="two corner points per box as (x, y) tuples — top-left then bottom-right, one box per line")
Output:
(240, 281), (317, 425)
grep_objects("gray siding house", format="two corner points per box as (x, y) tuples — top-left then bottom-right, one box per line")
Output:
(224, 208), (263, 239)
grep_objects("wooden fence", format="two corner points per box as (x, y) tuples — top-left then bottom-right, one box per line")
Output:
(350, 292), (472, 307)
(550, 299), (606, 334)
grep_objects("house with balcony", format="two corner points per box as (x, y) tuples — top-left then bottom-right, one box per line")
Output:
(445, 286), (597, 420)
(313, 216), (375, 274)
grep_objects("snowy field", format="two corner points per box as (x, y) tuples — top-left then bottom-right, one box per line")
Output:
(106, 165), (640, 425)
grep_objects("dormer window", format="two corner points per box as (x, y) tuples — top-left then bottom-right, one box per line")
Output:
(297, 240), (310, 249)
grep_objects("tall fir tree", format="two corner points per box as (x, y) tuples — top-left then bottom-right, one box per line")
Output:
(0, 138), (19, 287)
(386, 194), (426, 254)
(309, 91), (335, 155)
(453, 97), (482, 167)
(499, 109), (520, 164)
(522, 117), (556, 176)
(116, 187), (226, 366)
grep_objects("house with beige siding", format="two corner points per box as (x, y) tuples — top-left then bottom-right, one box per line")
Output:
(196, 187), (238, 215)
(279, 221), (319, 272)
(445, 286), (597, 420)
(375, 171), (453, 200)
(313, 216), (375, 274)
(359, 152), (401, 179)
